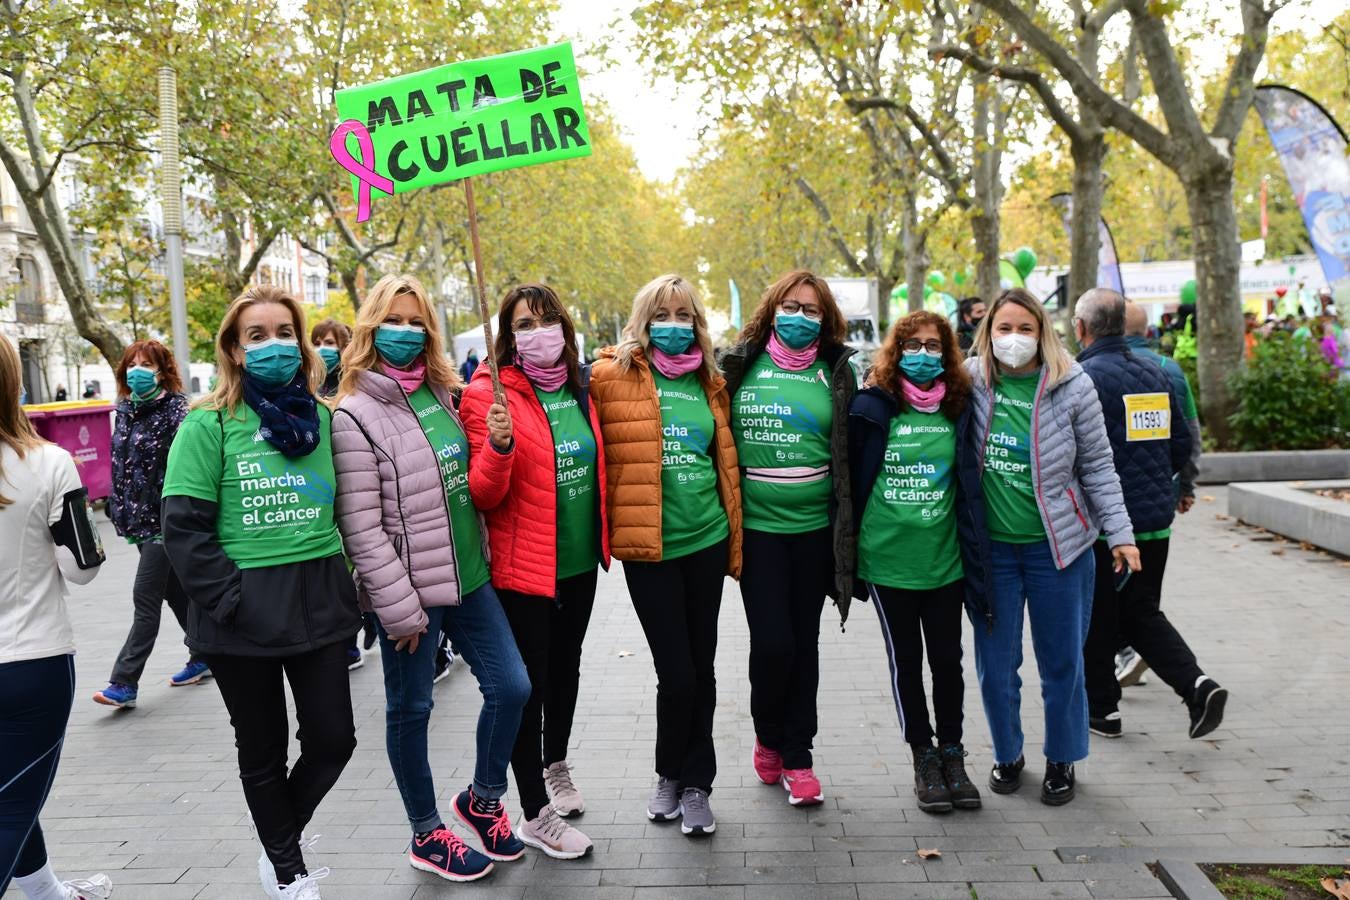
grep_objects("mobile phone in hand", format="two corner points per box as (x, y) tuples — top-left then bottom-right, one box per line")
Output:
(1113, 565), (1133, 592)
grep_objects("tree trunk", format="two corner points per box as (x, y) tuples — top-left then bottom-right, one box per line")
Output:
(341, 269), (360, 314)
(1067, 132), (1106, 304)
(1183, 166), (1244, 447)
(971, 75), (1003, 302)
(902, 193), (929, 315)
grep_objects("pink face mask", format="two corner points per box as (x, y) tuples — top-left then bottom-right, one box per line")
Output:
(514, 323), (565, 367)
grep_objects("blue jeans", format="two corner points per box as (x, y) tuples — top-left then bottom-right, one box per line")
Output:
(378, 583), (530, 833)
(974, 540), (1094, 766)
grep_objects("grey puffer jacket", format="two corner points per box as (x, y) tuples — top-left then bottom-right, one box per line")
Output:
(333, 370), (488, 638)
(964, 356), (1134, 569)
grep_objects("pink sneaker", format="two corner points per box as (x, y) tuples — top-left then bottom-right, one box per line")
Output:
(752, 739), (782, 785)
(781, 768), (824, 806)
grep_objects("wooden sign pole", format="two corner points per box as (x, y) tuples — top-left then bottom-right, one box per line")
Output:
(463, 177), (504, 404)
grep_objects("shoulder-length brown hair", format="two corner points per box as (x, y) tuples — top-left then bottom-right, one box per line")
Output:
(737, 270), (848, 351)
(339, 274), (461, 401)
(1, 334), (45, 507)
(115, 340), (182, 398)
(493, 282), (581, 392)
(198, 285), (325, 415)
(871, 310), (970, 419)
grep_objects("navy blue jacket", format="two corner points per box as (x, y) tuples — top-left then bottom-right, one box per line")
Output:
(847, 387), (993, 630)
(109, 390), (189, 541)
(1076, 335), (1192, 534)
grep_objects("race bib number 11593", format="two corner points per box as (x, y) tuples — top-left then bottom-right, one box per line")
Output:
(1123, 392), (1171, 441)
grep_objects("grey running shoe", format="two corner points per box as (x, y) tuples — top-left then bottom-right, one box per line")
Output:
(647, 776), (680, 821)
(544, 760), (584, 817)
(1116, 647), (1150, 687)
(679, 788), (716, 835)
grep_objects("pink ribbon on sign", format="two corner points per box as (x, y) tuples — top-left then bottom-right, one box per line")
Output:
(329, 119), (396, 223)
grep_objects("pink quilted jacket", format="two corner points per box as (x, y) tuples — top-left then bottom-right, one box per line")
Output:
(332, 370), (487, 638)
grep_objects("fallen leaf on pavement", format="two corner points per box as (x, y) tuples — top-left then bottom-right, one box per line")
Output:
(918, 848), (941, 860)
(1271, 548), (1285, 555)
(1320, 874), (1350, 899)
(1214, 514), (1230, 520)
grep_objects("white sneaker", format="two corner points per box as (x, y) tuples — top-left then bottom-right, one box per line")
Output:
(61, 874), (113, 899)
(278, 868), (329, 899)
(258, 849), (282, 899)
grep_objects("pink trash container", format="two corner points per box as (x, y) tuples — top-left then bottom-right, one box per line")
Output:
(24, 401), (114, 501)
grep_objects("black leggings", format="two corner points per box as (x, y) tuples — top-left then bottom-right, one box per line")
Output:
(208, 641), (356, 884)
(869, 579), (966, 747)
(500, 569), (598, 820)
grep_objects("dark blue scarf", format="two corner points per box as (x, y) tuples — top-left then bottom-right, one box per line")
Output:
(241, 372), (321, 458)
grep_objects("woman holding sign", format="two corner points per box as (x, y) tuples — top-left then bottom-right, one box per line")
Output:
(964, 288), (1138, 806)
(849, 311), (987, 815)
(460, 282), (609, 860)
(719, 271), (856, 808)
(591, 274), (742, 837)
(161, 285), (362, 898)
(332, 274), (530, 882)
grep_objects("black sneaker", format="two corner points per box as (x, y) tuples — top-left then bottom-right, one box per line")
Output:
(913, 746), (952, 814)
(939, 744), (982, 809)
(1187, 677), (1228, 739)
(433, 645), (455, 685)
(1089, 711), (1123, 738)
(989, 755), (1024, 794)
(361, 614), (379, 651)
(408, 826), (493, 882)
(1041, 761), (1076, 806)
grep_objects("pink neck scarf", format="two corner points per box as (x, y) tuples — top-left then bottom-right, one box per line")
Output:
(519, 357), (568, 392)
(901, 377), (947, 414)
(649, 347), (704, 378)
(383, 358), (426, 394)
(766, 331), (818, 371)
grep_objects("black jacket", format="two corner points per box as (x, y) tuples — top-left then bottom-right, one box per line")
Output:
(847, 386), (993, 631)
(1076, 335), (1192, 534)
(109, 391), (189, 541)
(721, 340), (857, 624)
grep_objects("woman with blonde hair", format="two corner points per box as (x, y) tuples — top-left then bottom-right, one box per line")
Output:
(332, 274), (530, 883)
(964, 288), (1138, 806)
(1, 335), (111, 899)
(162, 285), (361, 899)
(590, 273), (742, 837)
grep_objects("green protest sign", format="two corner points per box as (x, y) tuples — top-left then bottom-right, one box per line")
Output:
(331, 42), (590, 221)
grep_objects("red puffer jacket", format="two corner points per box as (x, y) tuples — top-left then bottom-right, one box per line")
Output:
(461, 362), (611, 597)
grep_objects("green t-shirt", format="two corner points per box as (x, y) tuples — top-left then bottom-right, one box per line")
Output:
(982, 371), (1046, 543)
(535, 386), (600, 580)
(858, 408), (963, 590)
(732, 353), (833, 533)
(162, 405), (343, 569)
(653, 371), (729, 560)
(408, 384), (490, 595)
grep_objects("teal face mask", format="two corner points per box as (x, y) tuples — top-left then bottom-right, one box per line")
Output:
(900, 350), (944, 384)
(318, 346), (341, 373)
(648, 322), (695, 354)
(774, 312), (822, 349)
(243, 338), (302, 387)
(126, 366), (159, 399)
(374, 324), (426, 368)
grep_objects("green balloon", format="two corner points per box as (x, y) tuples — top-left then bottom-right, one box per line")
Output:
(1013, 246), (1038, 278)
(1180, 279), (1197, 305)
(923, 283), (934, 298)
(927, 270), (946, 289)
(953, 270), (968, 286)
(898, 283), (909, 300)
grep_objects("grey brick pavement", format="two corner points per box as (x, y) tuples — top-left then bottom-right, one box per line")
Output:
(8, 486), (1349, 899)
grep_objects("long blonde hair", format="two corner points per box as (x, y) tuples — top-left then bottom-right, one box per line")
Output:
(198, 285), (325, 415)
(612, 273), (719, 383)
(338, 273), (461, 400)
(0, 335), (47, 506)
(971, 288), (1073, 387)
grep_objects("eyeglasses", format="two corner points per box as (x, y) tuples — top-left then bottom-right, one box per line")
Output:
(780, 300), (823, 320)
(902, 339), (943, 353)
(513, 312), (562, 333)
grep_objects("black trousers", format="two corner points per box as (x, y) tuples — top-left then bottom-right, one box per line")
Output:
(109, 541), (202, 686)
(500, 568), (598, 820)
(869, 579), (966, 747)
(741, 527), (831, 769)
(1084, 538), (1204, 717)
(207, 640), (356, 884)
(624, 538), (728, 794)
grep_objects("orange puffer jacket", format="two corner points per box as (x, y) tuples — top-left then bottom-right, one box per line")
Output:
(461, 363), (611, 598)
(590, 346), (742, 578)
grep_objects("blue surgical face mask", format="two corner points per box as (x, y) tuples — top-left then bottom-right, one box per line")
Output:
(648, 321), (695, 355)
(318, 346), (341, 373)
(774, 312), (822, 349)
(243, 337), (302, 387)
(126, 366), (159, 399)
(900, 349), (944, 384)
(374, 323), (426, 368)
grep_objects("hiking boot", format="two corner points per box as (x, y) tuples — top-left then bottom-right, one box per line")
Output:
(1090, 710), (1123, 738)
(169, 660), (211, 686)
(752, 738), (782, 785)
(544, 760), (584, 817)
(989, 755), (1025, 794)
(409, 826), (493, 882)
(92, 683), (137, 709)
(678, 788), (716, 835)
(939, 744), (982, 809)
(1041, 761), (1076, 806)
(647, 776), (680, 821)
(517, 805), (593, 859)
(1115, 647), (1150, 686)
(780, 768), (823, 806)
(912, 746), (952, 814)
(1188, 677), (1228, 739)
(452, 787), (525, 861)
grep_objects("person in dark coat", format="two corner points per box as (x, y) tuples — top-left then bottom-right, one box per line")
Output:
(459, 347), (480, 383)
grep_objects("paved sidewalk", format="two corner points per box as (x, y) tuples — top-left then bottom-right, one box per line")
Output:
(12, 487), (1350, 899)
